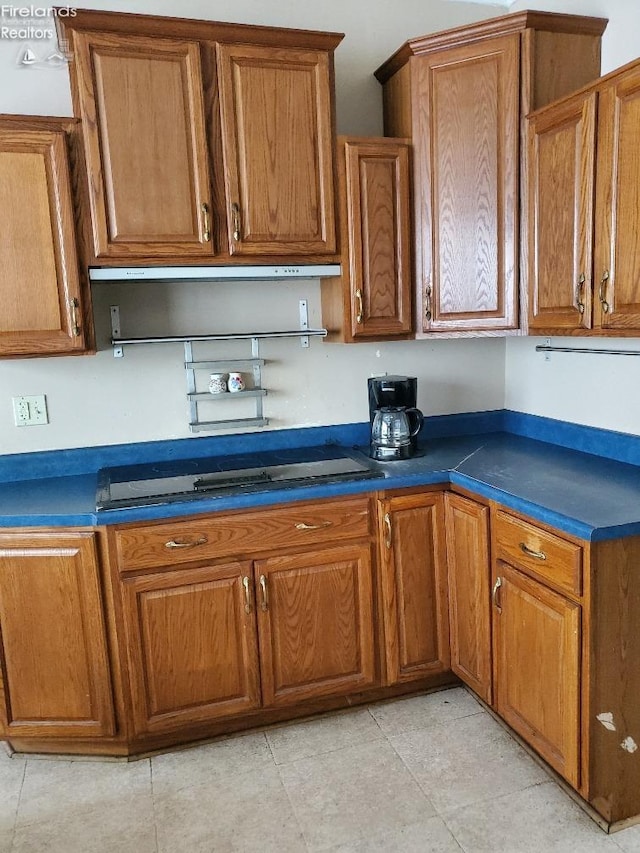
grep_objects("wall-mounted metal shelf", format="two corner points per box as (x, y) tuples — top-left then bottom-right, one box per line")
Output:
(110, 300), (326, 433)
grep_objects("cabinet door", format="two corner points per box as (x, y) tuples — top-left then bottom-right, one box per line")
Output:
(121, 562), (261, 735)
(0, 533), (114, 738)
(0, 128), (86, 356)
(594, 65), (640, 330)
(528, 93), (596, 332)
(493, 561), (581, 786)
(255, 544), (375, 707)
(379, 493), (450, 685)
(417, 35), (519, 332)
(343, 138), (412, 338)
(73, 31), (212, 258)
(444, 493), (492, 703)
(217, 43), (336, 256)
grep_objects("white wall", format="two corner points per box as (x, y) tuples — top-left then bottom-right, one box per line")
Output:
(0, 0), (506, 454)
(504, 0), (640, 434)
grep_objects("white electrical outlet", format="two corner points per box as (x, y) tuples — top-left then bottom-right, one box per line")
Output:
(12, 395), (48, 427)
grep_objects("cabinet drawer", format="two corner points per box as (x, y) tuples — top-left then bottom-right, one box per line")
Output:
(494, 511), (582, 596)
(114, 497), (372, 571)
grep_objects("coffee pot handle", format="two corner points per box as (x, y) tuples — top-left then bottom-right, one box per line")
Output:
(406, 408), (424, 438)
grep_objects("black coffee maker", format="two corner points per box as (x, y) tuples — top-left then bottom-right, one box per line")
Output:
(368, 375), (423, 460)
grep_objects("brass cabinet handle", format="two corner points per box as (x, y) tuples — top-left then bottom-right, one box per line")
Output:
(201, 202), (211, 242)
(492, 576), (503, 612)
(70, 297), (81, 336)
(164, 536), (208, 549)
(576, 273), (586, 314)
(384, 512), (392, 549)
(520, 542), (547, 561)
(259, 574), (269, 611)
(425, 283), (432, 322)
(242, 576), (252, 614)
(231, 202), (241, 241)
(295, 521), (332, 531)
(599, 270), (610, 313)
(355, 289), (364, 324)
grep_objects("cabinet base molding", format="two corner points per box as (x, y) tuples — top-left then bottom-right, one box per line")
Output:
(2, 674), (458, 759)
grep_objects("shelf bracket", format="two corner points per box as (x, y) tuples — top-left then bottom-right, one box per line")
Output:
(299, 299), (310, 348)
(110, 305), (123, 358)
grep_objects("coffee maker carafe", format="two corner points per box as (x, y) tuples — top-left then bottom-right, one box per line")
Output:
(368, 375), (423, 461)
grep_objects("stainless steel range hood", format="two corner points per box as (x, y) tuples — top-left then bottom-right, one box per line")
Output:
(89, 265), (341, 282)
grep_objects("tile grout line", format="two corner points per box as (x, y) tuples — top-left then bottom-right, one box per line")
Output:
(147, 758), (160, 853)
(7, 759), (27, 853)
(273, 761), (314, 853)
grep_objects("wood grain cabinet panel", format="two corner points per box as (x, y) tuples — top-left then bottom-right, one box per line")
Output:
(255, 543), (376, 707)
(417, 35), (519, 332)
(322, 137), (412, 341)
(594, 64), (640, 331)
(379, 493), (449, 684)
(121, 562), (261, 735)
(0, 121), (87, 356)
(493, 561), (581, 787)
(444, 493), (492, 703)
(0, 533), (114, 738)
(376, 12), (605, 335)
(71, 31), (212, 258)
(217, 43), (336, 256)
(528, 93), (596, 332)
(528, 59), (640, 335)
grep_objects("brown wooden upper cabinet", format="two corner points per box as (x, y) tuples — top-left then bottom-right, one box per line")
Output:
(529, 58), (640, 334)
(61, 10), (342, 263)
(0, 116), (90, 357)
(322, 137), (412, 341)
(375, 11), (606, 335)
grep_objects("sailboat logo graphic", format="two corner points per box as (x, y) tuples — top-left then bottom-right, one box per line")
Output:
(19, 47), (38, 65)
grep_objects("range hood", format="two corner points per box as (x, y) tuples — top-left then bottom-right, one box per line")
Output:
(89, 265), (341, 282)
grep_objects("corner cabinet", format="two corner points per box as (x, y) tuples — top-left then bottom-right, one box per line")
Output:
(377, 492), (450, 684)
(62, 10), (342, 264)
(322, 137), (412, 342)
(376, 11), (606, 335)
(528, 58), (640, 335)
(0, 116), (90, 357)
(444, 493), (492, 704)
(0, 532), (114, 739)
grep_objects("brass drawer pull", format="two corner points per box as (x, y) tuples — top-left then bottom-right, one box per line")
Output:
(520, 542), (547, 561)
(231, 202), (241, 241)
(355, 289), (364, 324)
(201, 202), (211, 242)
(599, 270), (610, 314)
(295, 521), (332, 531)
(576, 273), (585, 314)
(242, 576), (252, 614)
(164, 536), (208, 549)
(492, 576), (502, 612)
(425, 283), (432, 322)
(384, 512), (392, 549)
(70, 297), (81, 336)
(259, 574), (269, 611)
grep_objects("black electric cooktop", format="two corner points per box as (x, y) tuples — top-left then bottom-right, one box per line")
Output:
(96, 446), (378, 511)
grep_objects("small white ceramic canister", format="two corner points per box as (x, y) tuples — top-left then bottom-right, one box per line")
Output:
(227, 372), (245, 393)
(208, 373), (227, 394)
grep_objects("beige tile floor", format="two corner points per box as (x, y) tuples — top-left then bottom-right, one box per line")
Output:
(2, 687), (640, 852)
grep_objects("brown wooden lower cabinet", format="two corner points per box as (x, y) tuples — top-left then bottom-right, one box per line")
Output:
(256, 543), (376, 707)
(493, 561), (581, 787)
(378, 492), (450, 684)
(4, 490), (640, 828)
(120, 561), (261, 735)
(0, 532), (114, 738)
(444, 493), (492, 703)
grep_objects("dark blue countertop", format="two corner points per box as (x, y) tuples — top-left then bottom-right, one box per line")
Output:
(1, 427), (640, 541)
